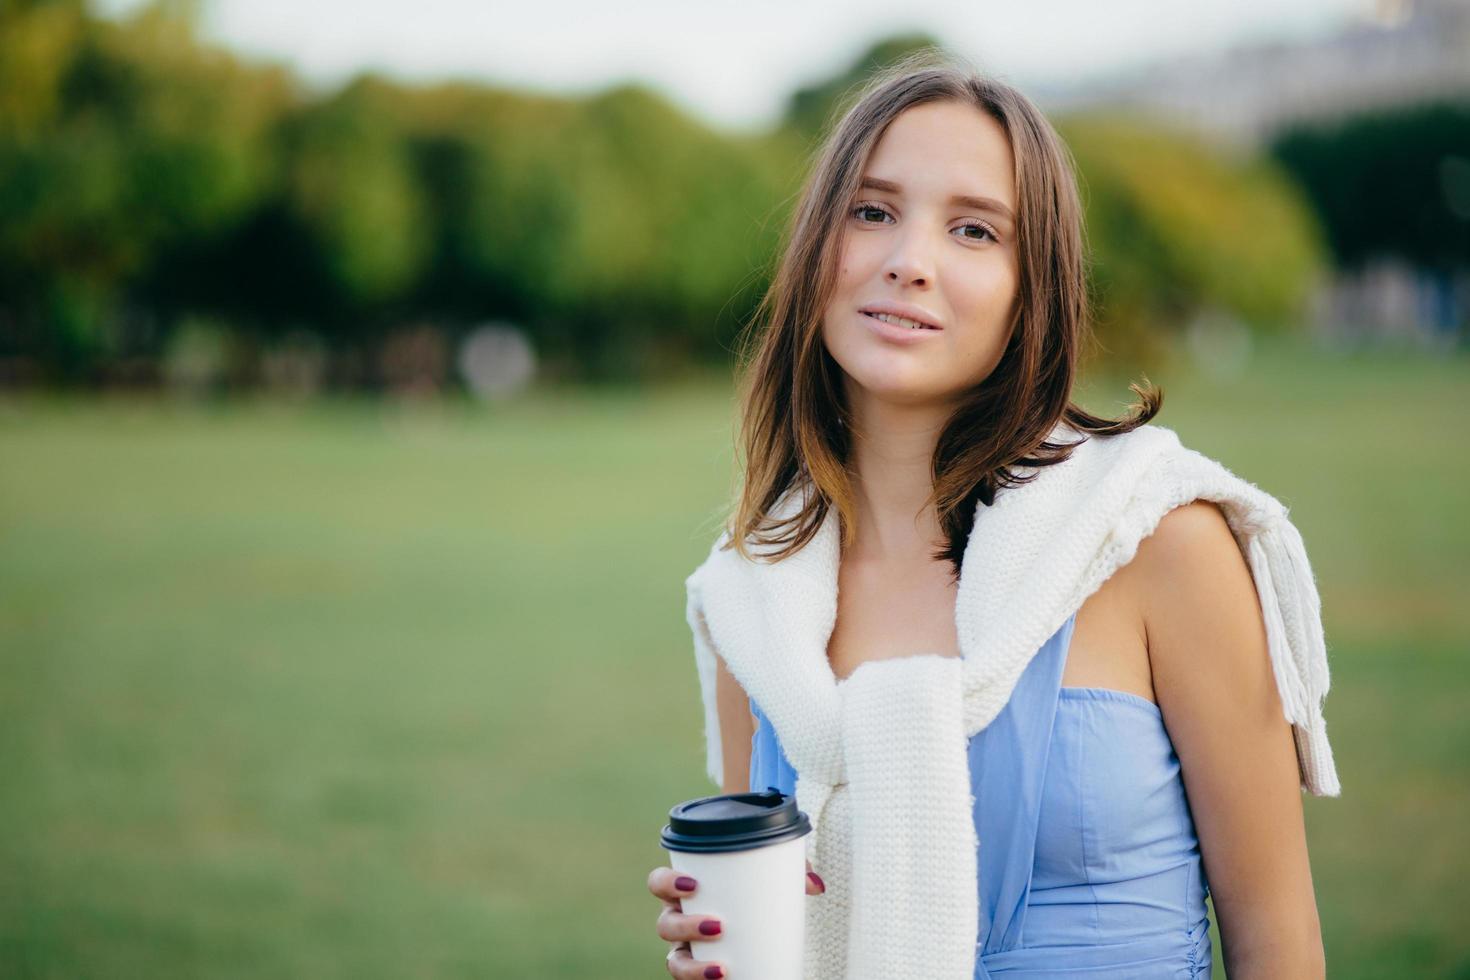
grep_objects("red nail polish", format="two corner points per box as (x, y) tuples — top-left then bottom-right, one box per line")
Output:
(699, 919), (722, 936)
(809, 871), (826, 892)
(704, 967), (724, 979)
(675, 875), (697, 892)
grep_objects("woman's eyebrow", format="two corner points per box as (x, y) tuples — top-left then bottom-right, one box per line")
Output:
(858, 175), (1014, 223)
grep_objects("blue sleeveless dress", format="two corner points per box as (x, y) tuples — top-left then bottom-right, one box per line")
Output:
(749, 610), (1213, 979)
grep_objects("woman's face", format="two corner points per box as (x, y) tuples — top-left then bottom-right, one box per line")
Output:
(821, 100), (1020, 413)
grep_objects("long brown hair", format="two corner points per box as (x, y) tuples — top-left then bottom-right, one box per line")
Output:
(723, 50), (1162, 580)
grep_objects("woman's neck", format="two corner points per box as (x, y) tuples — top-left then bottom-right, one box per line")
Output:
(844, 400), (950, 562)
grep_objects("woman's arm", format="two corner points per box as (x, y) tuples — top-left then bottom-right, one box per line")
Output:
(714, 650), (755, 795)
(1136, 500), (1327, 979)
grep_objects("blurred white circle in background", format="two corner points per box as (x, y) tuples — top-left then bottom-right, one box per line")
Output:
(457, 322), (537, 401)
(1184, 309), (1253, 381)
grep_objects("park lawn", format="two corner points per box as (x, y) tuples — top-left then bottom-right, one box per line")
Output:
(0, 335), (1465, 979)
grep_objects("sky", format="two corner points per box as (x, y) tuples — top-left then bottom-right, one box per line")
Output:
(96, 0), (1379, 133)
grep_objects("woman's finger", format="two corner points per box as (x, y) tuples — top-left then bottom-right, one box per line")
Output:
(657, 905), (724, 945)
(649, 865), (701, 902)
(667, 940), (727, 979)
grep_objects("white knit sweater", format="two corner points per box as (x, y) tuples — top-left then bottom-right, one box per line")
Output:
(684, 421), (1339, 980)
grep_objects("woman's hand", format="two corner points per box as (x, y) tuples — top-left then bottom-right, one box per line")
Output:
(649, 860), (825, 978)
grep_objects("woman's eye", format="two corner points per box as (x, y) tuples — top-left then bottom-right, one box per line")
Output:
(851, 203), (998, 243)
(959, 222), (998, 243)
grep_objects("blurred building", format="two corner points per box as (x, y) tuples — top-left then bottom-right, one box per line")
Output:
(1037, 0), (1470, 150)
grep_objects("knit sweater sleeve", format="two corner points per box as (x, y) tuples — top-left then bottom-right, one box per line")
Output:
(685, 565), (724, 789)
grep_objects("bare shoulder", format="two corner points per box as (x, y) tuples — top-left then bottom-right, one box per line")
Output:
(1133, 497), (1289, 732)
(1132, 500), (1253, 637)
(1067, 500), (1244, 697)
(1135, 499), (1241, 576)
(1134, 499), (1258, 660)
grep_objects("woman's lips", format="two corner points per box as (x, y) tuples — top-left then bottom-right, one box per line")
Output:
(861, 311), (945, 344)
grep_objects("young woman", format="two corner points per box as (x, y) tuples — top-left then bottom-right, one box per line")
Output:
(648, 57), (1334, 980)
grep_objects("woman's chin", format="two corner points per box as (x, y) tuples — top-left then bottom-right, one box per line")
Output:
(846, 367), (951, 407)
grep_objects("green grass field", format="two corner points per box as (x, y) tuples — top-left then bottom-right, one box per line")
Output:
(1, 336), (1466, 978)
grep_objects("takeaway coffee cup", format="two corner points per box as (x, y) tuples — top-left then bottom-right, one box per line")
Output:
(660, 787), (812, 979)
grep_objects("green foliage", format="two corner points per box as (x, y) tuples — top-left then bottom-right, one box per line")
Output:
(1270, 101), (1470, 273)
(0, 10), (1333, 383)
(0, 0), (291, 375)
(277, 77), (429, 311)
(1061, 114), (1328, 352)
(385, 80), (788, 373)
(393, 84), (584, 326)
(782, 34), (953, 140)
(550, 85), (787, 356)
(0, 0), (88, 142)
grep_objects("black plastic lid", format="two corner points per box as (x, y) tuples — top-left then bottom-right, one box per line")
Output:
(660, 787), (812, 854)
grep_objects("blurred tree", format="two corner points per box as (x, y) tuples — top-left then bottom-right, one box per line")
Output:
(1270, 101), (1470, 275)
(278, 77), (428, 313)
(394, 85), (580, 330)
(0, 0), (290, 380)
(388, 80), (789, 378)
(548, 83), (786, 375)
(1060, 114), (1328, 363)
(0, 13), (1336, 387)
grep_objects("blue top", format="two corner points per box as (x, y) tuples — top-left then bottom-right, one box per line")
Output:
(749, 610), (1213, 979)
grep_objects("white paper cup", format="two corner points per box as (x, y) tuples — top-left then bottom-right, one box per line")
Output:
(661, 787), (812, 980)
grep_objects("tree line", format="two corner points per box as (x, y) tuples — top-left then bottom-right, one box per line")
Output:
(2, 3), (1396, 389)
